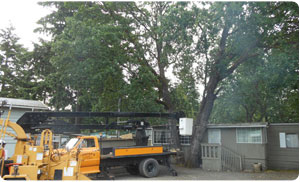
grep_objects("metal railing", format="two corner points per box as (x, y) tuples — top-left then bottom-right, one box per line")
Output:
(221, 145), (242, 171)
(201, 143), (242, 171)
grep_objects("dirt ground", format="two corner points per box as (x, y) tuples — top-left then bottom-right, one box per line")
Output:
(108, 165), (299, 180)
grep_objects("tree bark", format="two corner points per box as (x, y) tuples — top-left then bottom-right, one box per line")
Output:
(159, 71), (181, 150)
(155, 29), (181, 150)
(186, 74), (220, 167)
(75, 91), (82, 125)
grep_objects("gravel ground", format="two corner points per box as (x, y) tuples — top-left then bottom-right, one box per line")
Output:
(107, 165), (298, 180)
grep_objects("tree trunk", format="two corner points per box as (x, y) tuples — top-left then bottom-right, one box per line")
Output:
(75, 91), (82, 125)
(161, 78), (181, 150)
(186, 75), (219, 167)
(156, 37), (181, 150)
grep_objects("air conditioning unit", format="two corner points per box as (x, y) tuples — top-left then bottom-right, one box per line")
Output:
(179, 118), (193, 136)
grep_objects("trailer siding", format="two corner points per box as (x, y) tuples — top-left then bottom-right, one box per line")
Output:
(267, 124), (299, 170)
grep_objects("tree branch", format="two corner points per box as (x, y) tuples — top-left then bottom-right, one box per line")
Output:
(216, 22), (230, 63)
(214, 86), (223, 97)
(224, 51), (259, 79)
(155, 98), (169, 110)
(127, 4), (158, 41)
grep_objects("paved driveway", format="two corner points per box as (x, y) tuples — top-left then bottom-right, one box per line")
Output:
(109, 165), (298, 180)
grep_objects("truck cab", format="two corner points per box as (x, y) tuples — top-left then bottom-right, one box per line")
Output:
(63, 135), (177, 178)
(65, 136), (100, 174)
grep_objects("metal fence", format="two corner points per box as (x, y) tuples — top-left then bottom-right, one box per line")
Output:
(201, 143), (242, 171)
(221, 145), (242, 171)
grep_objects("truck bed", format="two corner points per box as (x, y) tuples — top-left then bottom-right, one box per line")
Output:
(101, 146), (169, 159)
(99, 145), (177, 177)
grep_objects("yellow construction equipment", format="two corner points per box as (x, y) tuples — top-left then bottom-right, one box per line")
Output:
(0, 111), (90, 180)
(0, 110), (179, 180)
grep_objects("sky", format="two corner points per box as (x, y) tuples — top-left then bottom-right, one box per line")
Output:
(0, 0), (52, 50)
(0, 0), (274, 51)
(0, 0), (202, 93)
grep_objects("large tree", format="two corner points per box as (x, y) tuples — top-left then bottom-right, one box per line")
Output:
(101, 2), (200, 149)
(33, 2), (298, 167)
(42, 2), (127, 113)
(211, 47), (298, 123)
(184, 2), (299, 167)
(0, 25), (35, 99)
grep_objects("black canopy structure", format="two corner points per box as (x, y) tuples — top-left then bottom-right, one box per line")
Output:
(16, 111), (185, 134)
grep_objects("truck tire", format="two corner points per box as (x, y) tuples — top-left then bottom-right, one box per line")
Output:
(126, 165), (139, 175)
(139, 158), (159, 178)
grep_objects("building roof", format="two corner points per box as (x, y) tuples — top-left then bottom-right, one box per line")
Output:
(207, 122), (268, 128)
(0, 97), (49, 110)
(152, 122), (298, 129)
(152, 122), (269, 129)
(268, 123), (298, 126)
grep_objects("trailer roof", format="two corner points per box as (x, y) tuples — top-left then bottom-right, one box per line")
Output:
(0, 97), (48, 110)
(207, 122), (268, 128)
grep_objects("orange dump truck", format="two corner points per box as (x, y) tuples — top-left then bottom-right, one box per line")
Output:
(63, 135), (177, 179)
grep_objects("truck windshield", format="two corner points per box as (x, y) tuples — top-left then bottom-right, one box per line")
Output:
(65, 138), (79, 150)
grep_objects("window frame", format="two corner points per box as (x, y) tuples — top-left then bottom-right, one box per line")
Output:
(280, 133), (299, 148)
(236, 127), (263, 144)
(180, 135), (192, 145)
(208, 128), (221, 144)
(153, 130), (171, 145)
(286, 133), (299, 148)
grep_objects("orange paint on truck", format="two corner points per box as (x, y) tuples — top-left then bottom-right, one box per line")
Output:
(114, 146), (163, 157)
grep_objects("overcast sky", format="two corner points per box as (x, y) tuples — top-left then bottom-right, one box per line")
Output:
(0, 0), (248, 51)
(0, 0), (52, 50)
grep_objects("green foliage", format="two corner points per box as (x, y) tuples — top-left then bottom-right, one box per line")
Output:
(35, 2), (85, 36)
(184, 1), (298, 168)
(0, 2), (298, 127)
(0, 25), (35, 99)
(47, 2), (127, 111)
(210, 2), (299, 123)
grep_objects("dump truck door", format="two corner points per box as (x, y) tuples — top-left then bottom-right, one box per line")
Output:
(76, 137), (100, 174)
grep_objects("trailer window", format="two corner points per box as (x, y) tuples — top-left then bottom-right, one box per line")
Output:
(280, 133), (299, 148)
(208, 129), (221, 144)
(286, 134), (298, 148)
(236, 128), (262, 144)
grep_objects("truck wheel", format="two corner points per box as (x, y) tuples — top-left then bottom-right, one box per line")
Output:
(139, 158), (159, 178)
(126, 165), (139, 175)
